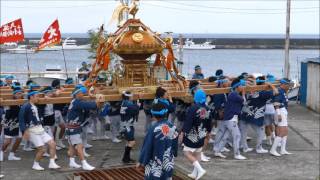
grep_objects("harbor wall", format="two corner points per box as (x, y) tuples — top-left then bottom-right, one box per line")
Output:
(300, 58), (320, 113)
(23, 37), (320, 49)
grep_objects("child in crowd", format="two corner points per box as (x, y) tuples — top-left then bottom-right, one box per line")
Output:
(180, 89), (211, 179)
(120, 91), (140, 163)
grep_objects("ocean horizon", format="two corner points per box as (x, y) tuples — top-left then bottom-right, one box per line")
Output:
(24, 33), (320, 39)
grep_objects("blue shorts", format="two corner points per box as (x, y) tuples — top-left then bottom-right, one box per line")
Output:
(122, 126), (135, 141)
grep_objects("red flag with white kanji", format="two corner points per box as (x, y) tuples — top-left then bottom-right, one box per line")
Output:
(37, 19), (61, 50)
(0, 18), (24, 44)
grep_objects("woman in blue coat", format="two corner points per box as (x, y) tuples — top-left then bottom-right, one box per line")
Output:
(138, 102), (178, 180)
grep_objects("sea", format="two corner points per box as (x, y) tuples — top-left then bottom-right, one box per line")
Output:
(0, 49), (319, 84)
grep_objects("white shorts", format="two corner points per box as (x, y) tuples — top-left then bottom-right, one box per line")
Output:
(183, 146), (203, 153)
(276, 108), (288, 127)
(29, 131), (52, 147)
(67, 134), (82, 146)
(54, 110), (65, 125)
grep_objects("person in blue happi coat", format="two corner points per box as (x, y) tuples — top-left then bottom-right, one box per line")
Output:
(213, 78), (248, 160)
(19, 90), (61, 171)
(0, 86), (24, 162)
(153, 87), (175, 120)
(270, 78), (293, 157)
(120, 91), (140, 163)
(137, 102), (178, 180)
(180, 89), (212, 180)
(65, 86), (105, 170)
(192, 65), (204, 80)
(239, 76), (278, 154)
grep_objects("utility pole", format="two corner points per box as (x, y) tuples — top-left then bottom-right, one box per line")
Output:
(284, 0), (291, 78)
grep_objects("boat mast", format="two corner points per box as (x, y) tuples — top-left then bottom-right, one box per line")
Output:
(284, 0), (291, 79)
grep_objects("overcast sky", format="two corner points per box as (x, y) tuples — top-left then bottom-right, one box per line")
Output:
(1, 0), (319, 34)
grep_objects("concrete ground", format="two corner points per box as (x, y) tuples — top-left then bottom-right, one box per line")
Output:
(0, 103), (319, 180)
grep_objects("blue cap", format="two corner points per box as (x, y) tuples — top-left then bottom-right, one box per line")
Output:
(72, 87), (87, 97)
(28, 83), (40, 90)
(65, 78), (73, 85)
(41, 86), (54, 94)
(194, 89), (206, 104)
(27, 91), (39, 98)
(232, 79), (246, 89)
(12, 88), (23, 95)
(75, 84), (85, 89)
(151, 109), (168, 115)
(280, 78), (291, 85)
(194, 65), (201, 70)
(5, 75), (14, 80)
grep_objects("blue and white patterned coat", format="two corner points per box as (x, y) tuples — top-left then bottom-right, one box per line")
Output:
(182, 103), (212, 148)
(139, 119), (178, 180)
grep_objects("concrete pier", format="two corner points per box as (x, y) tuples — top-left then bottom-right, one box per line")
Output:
(0, 103), (319, 180)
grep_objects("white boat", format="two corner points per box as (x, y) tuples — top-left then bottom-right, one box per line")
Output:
(177, 39), (216, 50)
(29, 66), (67, 86)
(6, 45), (35, 54)
(40, 38), (90, 51)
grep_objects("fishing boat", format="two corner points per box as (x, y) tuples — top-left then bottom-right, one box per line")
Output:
(40, 38), (90, 51)
(182, 39), (216, 50)
(29, 66), (67, 86)
(6, 45), (35, 54)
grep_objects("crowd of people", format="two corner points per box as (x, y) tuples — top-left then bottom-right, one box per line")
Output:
(0, 65), (293, 180)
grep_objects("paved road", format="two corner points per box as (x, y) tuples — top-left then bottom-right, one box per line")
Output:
(0, 103), (319, 180)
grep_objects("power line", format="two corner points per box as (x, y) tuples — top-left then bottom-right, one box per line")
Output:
(2, 2), (114, 9)
(142, 2), (318, 14)
(165, 1), (319, 11)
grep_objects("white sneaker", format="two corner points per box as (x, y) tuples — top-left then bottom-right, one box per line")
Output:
(56, 146), (62, 151)
(0, 151), (3, 162)
(87, 128), (94, 134)
(112, 138), (122, 143)
(280, 150), (292, 155)
(43, 152), (50, 157)
(48, 161), (61, 169)
(196, 168), (206, 180)
(214, 152), (226, 158)
(200, 152), (211, 162)
(234, 154), (247, 160)
(256, 148), (268, 154)
(82, 160), (95, 171)
(56, 140), (66, 149)
(100, 135), (111, 140)
(85, 144), (93, 148)
(84, 150), (91, 157)
(69, 160), (82, 169)
(92, 136), (98, 141)
(246, 136), (252, 141)
(0, 174), (4, 178)
(23, 147), (34, 151)
(270, 150), (281, 157)
(32, 162), (45, 171)
(243, 148), (253, 153)
(8, 153), (21, 161)
(187, 168), (197, 179)
(222, 147), (230, 152)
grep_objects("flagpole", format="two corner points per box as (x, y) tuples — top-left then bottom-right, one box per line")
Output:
(24, 41), (31, 79)
(61, 42), (69, 78)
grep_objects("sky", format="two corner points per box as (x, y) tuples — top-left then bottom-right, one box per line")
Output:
(1, 0), (319, 34)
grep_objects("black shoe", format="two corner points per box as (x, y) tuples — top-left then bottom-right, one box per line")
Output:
(122, 158), (136, 164)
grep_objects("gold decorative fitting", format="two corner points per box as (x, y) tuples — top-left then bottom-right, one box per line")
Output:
(132, 33), (144, 43)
